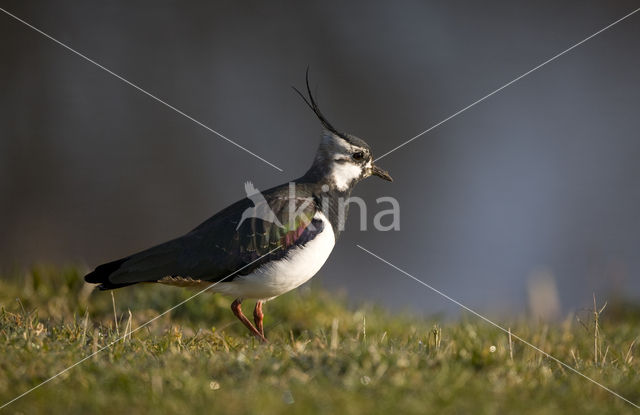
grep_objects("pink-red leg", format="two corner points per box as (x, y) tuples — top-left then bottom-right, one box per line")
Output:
(253, 301), (264, 337)
(231, 299), (267, 343)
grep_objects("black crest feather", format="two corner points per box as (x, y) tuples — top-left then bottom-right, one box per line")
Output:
(293, 67), (347, 139)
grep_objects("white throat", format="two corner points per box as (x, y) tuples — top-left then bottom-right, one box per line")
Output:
(329, 161), (361, 191)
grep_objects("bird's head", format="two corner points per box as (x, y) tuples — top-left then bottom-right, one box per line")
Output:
(295, 71), (392, 192)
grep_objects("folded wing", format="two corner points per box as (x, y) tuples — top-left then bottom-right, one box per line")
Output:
(85, 184), (322, 290)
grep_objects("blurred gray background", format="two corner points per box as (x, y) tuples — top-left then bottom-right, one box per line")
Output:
(1, 0), (639, 316)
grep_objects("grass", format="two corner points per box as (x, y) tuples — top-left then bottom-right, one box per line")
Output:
(0, 266), (639, 414)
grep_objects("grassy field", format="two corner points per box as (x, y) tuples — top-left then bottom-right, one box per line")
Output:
(0, 266), (639, 414)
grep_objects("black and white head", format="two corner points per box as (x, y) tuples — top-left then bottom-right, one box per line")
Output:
(295, 72), (392, 192)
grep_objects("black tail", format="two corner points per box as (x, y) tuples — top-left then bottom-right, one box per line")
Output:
(84, 257), (136, 290)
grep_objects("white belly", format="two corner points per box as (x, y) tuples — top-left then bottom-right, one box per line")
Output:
(211, 212), (335, 300)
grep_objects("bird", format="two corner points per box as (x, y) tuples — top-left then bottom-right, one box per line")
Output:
(84, 72), (393, 342)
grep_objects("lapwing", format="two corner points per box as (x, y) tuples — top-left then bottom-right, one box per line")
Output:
(84, 73), (392, 342)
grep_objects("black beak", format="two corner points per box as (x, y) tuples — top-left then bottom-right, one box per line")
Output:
(371, 164), (393, 182)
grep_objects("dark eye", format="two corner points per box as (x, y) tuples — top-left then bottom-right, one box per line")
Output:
(352, 151), (365, 161)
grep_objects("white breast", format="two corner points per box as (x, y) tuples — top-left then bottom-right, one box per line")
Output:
(211, 212), (336, 300)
